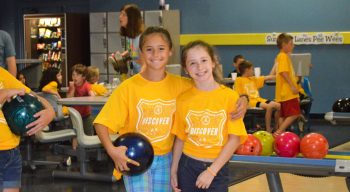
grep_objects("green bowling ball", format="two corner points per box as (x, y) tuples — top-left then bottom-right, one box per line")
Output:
(253, 131), (275, 156)
(2, 93), (43, 136)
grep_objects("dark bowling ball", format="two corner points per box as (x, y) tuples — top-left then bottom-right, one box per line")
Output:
(113, 132), (154, 176)
(2, 93), (43, 136)
(332, 99), (343, 112)
(343, 98), (350, 112)
(332, 98), (349, 113)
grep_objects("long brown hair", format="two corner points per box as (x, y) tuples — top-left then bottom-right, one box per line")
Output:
(120, 4), (144, 38)
(181, 40), (223, 83)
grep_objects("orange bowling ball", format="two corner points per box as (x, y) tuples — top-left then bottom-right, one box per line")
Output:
(235, 134), (262, 156)
(300, 133), (329, 159)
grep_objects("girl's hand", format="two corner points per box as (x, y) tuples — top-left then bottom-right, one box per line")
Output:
(195, 170), (215, 189)
(107, 146), (140, 172)
(3, 88), (25, 102)
(171, 170), (181, 192)
(26, 107), (55, 136)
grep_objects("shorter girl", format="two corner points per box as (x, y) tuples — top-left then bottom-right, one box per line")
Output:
(171, 40), (247, 192)
(38, 67), (68, 116)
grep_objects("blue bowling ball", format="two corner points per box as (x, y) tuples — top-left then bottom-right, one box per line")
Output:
(113, 132), (154, 176)
(2, 93), (43, 136)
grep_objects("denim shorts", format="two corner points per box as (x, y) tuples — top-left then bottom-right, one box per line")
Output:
(178, 153), (229, 192)
(0, 147), (22, 189)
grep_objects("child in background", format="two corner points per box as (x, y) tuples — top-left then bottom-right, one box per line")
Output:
(86, 66), (108, 96)
(16, 71), (27, 86)
(227, 54), (245, 78)
(0, 67), (55, 192)
(171, 40), (247, 192)
(38, 67), (69, 116)
(67, 64), (95, 136)
(235, 60), (280, 133)
(274, 33), (300, 136)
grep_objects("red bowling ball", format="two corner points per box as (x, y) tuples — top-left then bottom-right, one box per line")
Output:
(274, 132), (300, 157)
(300, 133), (329, 159)
(235, 134), (262, 156)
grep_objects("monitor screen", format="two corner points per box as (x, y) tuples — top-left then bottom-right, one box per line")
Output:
(290, 53), (311, 76)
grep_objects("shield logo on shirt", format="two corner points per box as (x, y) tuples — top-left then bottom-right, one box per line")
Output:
(136, 99), (176, 143)
(186, 110), (226, 147)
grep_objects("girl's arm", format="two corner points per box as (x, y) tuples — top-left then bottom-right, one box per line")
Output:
(26, 91), (55, 136)
(230, 96), (248, 120)
(196, 134), (240, 189)
(171, 137), (184, 192)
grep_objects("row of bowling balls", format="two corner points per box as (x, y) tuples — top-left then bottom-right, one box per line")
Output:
(235, 131), (329, 159)
(333, 98), (350, 113)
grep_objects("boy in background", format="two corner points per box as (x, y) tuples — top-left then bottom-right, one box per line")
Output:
(235, 60), (279, 133)
(228, 54), (245, 78)
(274, 33), (300, 136)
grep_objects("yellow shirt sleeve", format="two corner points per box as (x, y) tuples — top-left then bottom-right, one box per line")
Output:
(93, 85), (128, 134)
(91, 83), (108, 96)
(171, 102), (187, 141)
(255, 76), (265, 89)
(42, 81), (58, 93)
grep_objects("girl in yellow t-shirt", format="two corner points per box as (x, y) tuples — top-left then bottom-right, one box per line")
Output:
(171, 40), (247, 192)
(38, 67), (68, 116)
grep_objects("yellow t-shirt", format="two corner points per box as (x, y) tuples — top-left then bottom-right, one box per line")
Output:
(94, 73), (192, 155)
(275, 52), (299, 102)
(91, 83), (108, 96)
(234, 76), (267, 107)
(172, 85), (247, 159)
(42, 81), (58, 93)
(0, 67), (31, 150)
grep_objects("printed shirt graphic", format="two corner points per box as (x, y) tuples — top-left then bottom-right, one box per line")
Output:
(185, 109), (226, 147)
(172, 85), (247, 159)
(136, 99), (176, 143)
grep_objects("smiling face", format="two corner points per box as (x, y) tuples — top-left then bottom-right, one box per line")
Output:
(140, 33), (172, 71)
(185, 46), (215, 84)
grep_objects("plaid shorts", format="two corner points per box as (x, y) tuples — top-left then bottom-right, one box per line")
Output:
(123, 152), (172, 192)
(0, 147), (22, 190)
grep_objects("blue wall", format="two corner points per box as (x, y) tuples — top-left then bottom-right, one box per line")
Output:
(1, 0), (349, 113)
